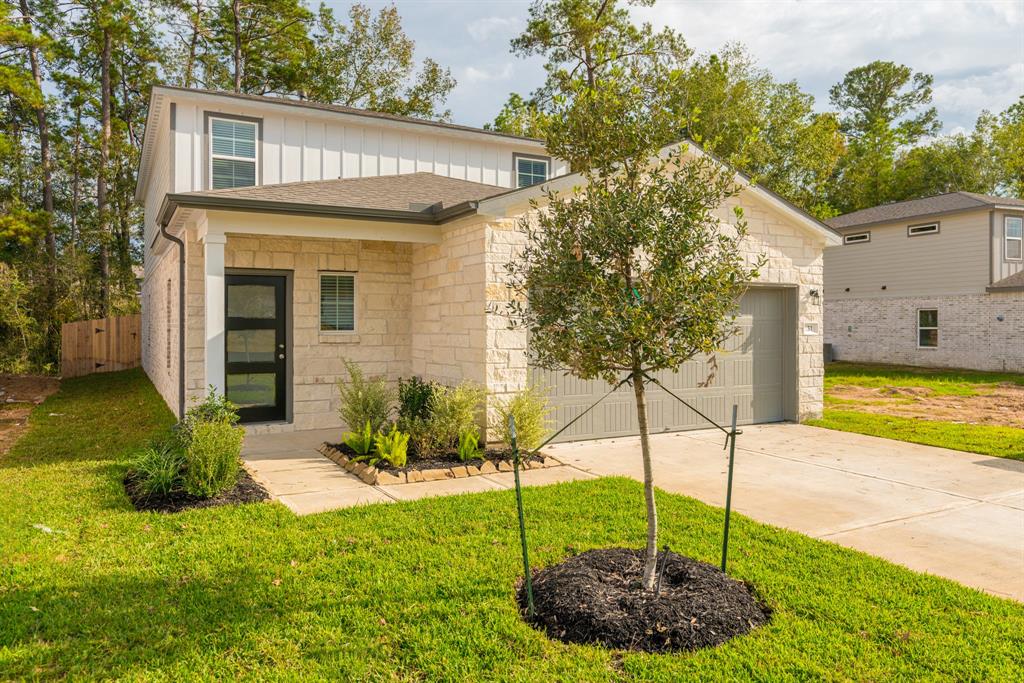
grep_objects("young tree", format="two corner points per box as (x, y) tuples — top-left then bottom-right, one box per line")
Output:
(992, 97), (1024, 197)
(506, 80), (761, 590)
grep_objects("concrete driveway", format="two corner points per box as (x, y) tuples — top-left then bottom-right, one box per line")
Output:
(546, 424), (1024, 601)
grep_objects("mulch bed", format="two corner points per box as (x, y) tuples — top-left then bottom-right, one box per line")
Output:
(329, 443), (546, 473)
(519, 547), (771, 653)
(124, 469), (270, 513)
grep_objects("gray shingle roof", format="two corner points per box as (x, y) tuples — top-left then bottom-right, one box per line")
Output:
(827, 192), (1024, 230)
(988, 270), (1024, 291)
(159, 172), (510, 226)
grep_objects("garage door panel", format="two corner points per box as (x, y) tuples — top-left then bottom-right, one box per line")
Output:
(532, 288), (790, 443)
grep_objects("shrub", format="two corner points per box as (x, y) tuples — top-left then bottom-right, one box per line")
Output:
(183, 420), (244, 498)
(176, 387), (239, 449)
(337, 359), (394, 433)
(428, 382), (486, 453)
(492, 385), (553, 452)
(131, 440), (185, 497)
(398, 376), (437, 423)
(373, 425), (410, 468)
(456, 429), (480, 462)
(344, 420), (375, 456)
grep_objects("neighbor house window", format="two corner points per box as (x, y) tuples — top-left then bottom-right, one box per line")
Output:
(844, 231), (870, 244)
(515, 155), (549, 188)
(917, 309), (938, 348)
(1005, 216), (1023, 260)
(320, 273), (355, 332)
(907, 222), (939, 237)
(210, 117), (257, 189)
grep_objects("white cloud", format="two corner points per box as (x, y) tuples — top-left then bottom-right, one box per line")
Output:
(466, 16), (521, 43)
(462, 63), (515, 84)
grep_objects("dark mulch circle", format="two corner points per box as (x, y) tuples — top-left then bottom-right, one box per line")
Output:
(518, 547), (771, 653)
(330, 443), (546, 473)
(124, 469), (270, 513)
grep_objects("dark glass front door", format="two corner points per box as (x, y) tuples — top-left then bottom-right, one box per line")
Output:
(225, 274), (286, 422)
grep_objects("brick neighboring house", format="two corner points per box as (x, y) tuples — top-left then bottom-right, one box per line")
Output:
(136, 86), (839, 440)
(824, 192), (1024, 373)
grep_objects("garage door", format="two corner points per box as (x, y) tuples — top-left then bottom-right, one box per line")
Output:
(530, 288), (791, 443)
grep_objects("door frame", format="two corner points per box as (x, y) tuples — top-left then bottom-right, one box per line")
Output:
(225, 268), (293, 424)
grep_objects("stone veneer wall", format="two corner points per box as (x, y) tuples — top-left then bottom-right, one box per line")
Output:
(185, 232), (413, 432)
(141, 245), (182, 417)
(825, 292), (1024, 373)
(482, 194), (829, 423)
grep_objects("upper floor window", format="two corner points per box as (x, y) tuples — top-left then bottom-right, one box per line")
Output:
(1005, 216), (1022, 260)
(907, 222), (939, 237)
(844, 231), (870, 244)
(210, 117), (257, 189)
(515, 155), (549, 188)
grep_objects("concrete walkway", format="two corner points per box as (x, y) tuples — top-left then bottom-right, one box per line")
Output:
(242, 423), (1024, 601)
(242, 428), (596, 515)
(546, 423), (1024, 601)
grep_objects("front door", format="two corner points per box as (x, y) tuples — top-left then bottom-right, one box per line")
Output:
(225, 274), (287, 422)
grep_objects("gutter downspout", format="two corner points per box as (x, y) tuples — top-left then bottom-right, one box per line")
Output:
(158, 225), (187, 419)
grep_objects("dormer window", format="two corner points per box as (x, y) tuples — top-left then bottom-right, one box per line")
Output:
(210, 116), (258, 189)
(515, 154), (549, 188)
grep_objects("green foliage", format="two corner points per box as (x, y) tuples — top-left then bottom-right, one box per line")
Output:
(130, 439), (185, 497)
(492, 386), (553, 452)
(344, 420), (375, 456)
(337, 359), (394, 434)
(427, 382), (486, 453)
(183, 420), (244, 498)
(488, 92), (552, 138)
(373, 425), (410, 467)
(456, 429), (480, 462)
(176, 387), (240, 449)
(398, 376), (437, 423)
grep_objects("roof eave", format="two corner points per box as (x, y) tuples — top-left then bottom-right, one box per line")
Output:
(986, 285), (1024, 293)
(827, 203), (993, 231)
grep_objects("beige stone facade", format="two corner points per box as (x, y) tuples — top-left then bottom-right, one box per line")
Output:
(825, 293), (1024, 373)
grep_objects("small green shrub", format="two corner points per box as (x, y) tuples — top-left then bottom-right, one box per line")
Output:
(428, 382), (486, 452)
(337, 359), (394, 433)
(456, 429), (480, 462)
(344, 420), (375, 456)
(373, 425), (410, 468)
(398, 376), (437, 423)
(131, 440), (185, 497)
(176, 387), (239, 449)
(492, 385), (553, 452)
(183, 420), (244, 498)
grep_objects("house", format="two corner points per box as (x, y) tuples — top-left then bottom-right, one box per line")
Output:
(136, 85), (838, 441)
(823, 192), (1024, 373)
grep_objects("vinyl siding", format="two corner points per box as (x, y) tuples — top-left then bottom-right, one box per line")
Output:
(992, 208), (1024, 283)
(824, 209), (990, 299)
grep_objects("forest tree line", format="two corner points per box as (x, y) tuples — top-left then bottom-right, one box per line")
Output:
(1, 0), (1022, 373)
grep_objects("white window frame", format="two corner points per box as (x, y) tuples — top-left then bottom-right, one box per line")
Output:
(1005, 215), (1023, 261)
(907, 222), (939, 237)
(917, 308), (938, 349)
(514, 153), (550, 189)
(208, 115), (259, 190)
(843, 231), (870, 244)
(319, 272), (357, 333)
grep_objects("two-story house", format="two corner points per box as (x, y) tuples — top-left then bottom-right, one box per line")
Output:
(136, 85), (839, 440)
(824, 192), (1024, 372)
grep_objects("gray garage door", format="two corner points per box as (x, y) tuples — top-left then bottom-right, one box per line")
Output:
(531, 288), (791, 443)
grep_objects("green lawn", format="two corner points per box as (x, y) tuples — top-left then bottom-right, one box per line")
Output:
(808, 362), (1024, 460)
(1, 370), (1022, 680)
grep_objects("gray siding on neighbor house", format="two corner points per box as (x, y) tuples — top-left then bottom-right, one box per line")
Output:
(992, 208), (1024, 283)
(824, 209), (991, 300)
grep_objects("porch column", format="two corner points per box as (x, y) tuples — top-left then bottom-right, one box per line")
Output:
(202, 232), (227, 395)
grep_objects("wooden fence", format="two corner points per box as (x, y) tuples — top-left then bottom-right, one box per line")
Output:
(61, 314), (142, 378)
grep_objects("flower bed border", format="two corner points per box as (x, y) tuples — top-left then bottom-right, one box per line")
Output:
(317, 443), (562, 485)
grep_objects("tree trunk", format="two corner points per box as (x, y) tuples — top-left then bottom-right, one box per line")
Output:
(182, 0), (203, 88)
(631, 358), (659, 591)
(98, 27), (112, 316)
(232, 0), (242, 92)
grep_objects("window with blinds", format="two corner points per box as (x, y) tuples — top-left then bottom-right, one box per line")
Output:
(320, 273), (355, 331)
(210, 117), (257, 189)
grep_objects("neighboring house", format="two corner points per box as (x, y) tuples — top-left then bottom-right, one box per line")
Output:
(136, 85), (838, 441)
(824, 192), (1024, 373)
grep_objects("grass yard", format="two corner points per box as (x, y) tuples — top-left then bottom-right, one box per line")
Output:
(808, 362), (1024, 460)
(1, 370), (1022, 680)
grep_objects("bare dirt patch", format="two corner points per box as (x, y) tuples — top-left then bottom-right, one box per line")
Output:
(0, 375), (60, 456)
(829, 383), (1024, 429)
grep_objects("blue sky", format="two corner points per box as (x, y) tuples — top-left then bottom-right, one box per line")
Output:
(324, 0), (1024, 134)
